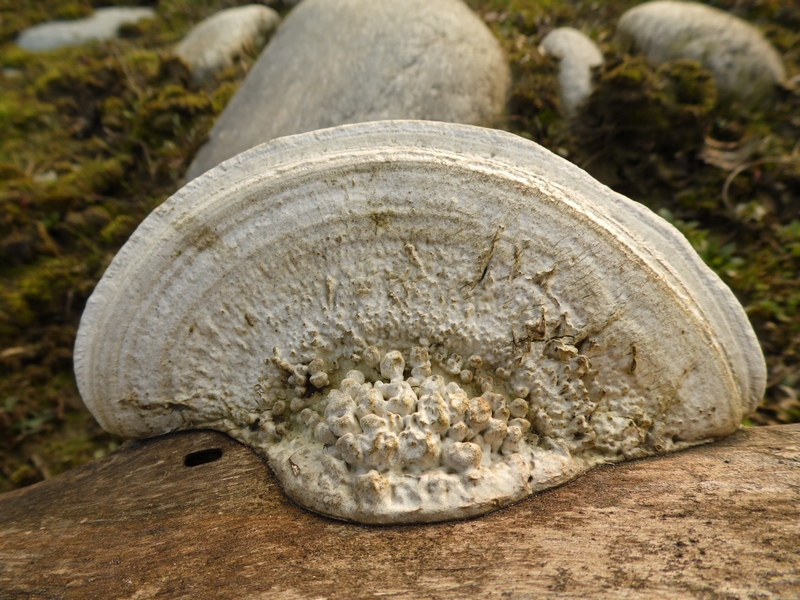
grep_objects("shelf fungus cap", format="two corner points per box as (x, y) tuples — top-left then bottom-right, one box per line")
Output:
(74, 120), (766, 524)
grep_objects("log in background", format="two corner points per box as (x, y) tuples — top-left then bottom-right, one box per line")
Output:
(1, 425), (798, 599)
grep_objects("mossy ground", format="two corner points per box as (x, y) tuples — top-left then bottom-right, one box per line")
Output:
(1, 0), (798, 492)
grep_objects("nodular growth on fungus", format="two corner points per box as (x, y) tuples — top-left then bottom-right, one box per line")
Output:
(74, 121), (766, 524)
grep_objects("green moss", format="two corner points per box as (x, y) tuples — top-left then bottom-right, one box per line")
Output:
(0, 89), (54, 133)
(100, 214), (138, 244)
(1, 45), (34, 68)
(52, 1), (92, 20)
(139, 84), (213, 133)
(577, 57), (717, 160)
(1, 257), (83, 325)
(660, 60), (718, 112)
(211, 81), (239, 112)
(39, 414), (120, 476)
(38, 157), (130, 210)
(0, 163), (25, 180)
(9, 463), (39, 486)
(465, 0), (579, 36)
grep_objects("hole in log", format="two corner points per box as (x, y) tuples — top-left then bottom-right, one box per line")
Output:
(184, 448), (223, 467)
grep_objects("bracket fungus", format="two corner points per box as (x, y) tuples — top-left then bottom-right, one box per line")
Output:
(74, 121), (766, 524)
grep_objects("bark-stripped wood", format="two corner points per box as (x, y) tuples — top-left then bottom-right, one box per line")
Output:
(1, 425), (798, 599)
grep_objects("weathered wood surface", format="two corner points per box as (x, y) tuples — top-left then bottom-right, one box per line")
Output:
(0, 425), (798, 599)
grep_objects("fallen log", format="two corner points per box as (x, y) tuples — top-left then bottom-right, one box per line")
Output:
(1, 424), (798, 599)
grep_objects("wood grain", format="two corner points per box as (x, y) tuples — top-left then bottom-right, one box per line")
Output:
(1, 425), (798, 599)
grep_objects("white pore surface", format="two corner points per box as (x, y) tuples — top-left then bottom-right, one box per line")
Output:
(617, 1), (786, 106)
(74, 121), (766, 523)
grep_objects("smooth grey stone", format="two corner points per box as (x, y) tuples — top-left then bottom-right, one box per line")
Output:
(16, 7), (155, 51)
(617, 1), (786, 106)
(174, 5), (281, 83)
(185, 0), (510, 181)
(539, 27), (603, 118)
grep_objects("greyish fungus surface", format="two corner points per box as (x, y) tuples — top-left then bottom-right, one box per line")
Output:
(74, 121), (765, 523)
